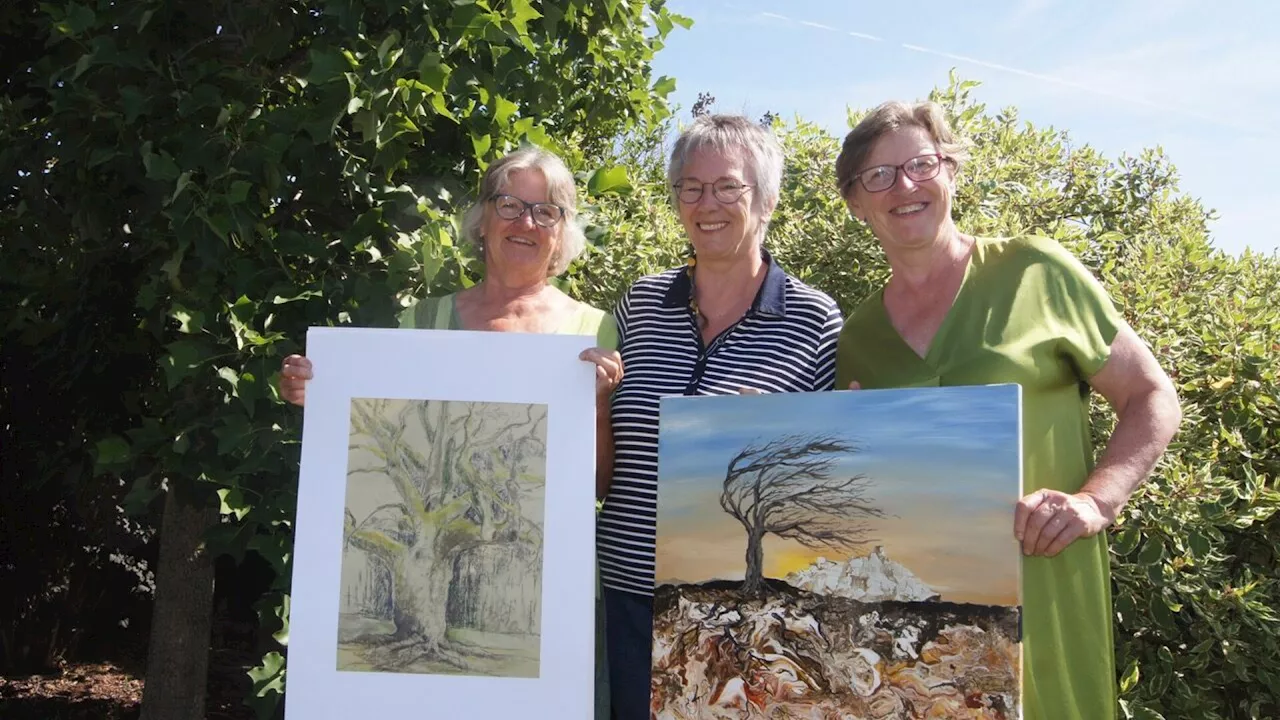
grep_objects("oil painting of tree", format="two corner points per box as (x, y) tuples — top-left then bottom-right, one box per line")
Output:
(653, 386), (1023, 719)
(720, 434), (888, 594)
(337, 398), (547, 678)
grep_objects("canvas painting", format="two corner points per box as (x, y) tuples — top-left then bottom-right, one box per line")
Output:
(338, 398), (548, 678)
(653, 385), (1023, 720)
(286, 327), (597, 720)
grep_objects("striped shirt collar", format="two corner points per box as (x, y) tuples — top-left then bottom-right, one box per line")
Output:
(659, 248), (788, 317)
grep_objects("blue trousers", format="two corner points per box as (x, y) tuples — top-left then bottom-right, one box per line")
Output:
(603, 587), (654, 720)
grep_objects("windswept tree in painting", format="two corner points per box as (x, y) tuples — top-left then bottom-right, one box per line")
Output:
(721, 434), (886, 594)
(339, 398), (547, 677)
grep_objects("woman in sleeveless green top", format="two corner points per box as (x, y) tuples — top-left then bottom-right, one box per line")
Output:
(280, 147), (621, 719)
(831, 101), (1181, 720)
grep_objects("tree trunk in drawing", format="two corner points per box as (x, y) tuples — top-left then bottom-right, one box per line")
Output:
(743, 527), (766, 595)
(391, 540), (452, 654)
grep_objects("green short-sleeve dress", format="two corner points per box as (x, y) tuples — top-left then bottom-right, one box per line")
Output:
(835, 235), (1123, 720)
(397, 291), (617, 720)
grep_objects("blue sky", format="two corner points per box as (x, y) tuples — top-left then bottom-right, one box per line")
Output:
(654, 386), (1023, 604)
(650, 0), (1279, 256)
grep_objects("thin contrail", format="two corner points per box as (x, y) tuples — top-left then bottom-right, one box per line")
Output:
(751, 7), (1248, 132)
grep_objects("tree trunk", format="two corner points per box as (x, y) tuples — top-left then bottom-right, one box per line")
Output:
(742, 528), (765, 594)
(392, 543), (451, 650)
(139, 488), (218, 720)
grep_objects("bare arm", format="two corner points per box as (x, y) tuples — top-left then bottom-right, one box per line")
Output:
(595, 397), (615, 500)
(1016, 324), (1182, 556)
(580, 348), (623, 500)
(1078, 324), (1183, 519)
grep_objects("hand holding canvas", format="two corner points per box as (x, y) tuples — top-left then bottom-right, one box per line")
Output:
(280, 354), (313, 406)
(1013, 489), (1113, 557)
(580, 347), (623, 402)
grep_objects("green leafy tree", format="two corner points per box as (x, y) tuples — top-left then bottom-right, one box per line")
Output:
(2, 0), (689, 716)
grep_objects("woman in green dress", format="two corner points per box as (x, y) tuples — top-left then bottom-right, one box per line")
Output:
(832, 101), (1182, 720)
(279, 146), (621, 719)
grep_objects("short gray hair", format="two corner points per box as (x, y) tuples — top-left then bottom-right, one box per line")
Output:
(667, 114), (784, 232)
(835, 100), (972, 198)
(460, 146), (587, 277)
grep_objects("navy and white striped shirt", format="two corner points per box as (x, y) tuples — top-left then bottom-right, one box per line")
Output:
(598, 252), (843, 596)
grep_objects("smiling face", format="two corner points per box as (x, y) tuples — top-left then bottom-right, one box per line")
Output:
(675, 149), (771, 264)
(481, 168), (562, 284)
(844, 126), (957, 254)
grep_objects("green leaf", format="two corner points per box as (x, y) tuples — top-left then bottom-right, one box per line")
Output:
(1186, 529), (1211, 559)
(271, 594), (290, 646)
(653, 76), (677, 97)
(305, 47), (353, 85)
(1119, 659), (1140, 693)
(471, 132), (492, 159)
(121, 477), (160, 516)
(72, 53), (94, 81)
(1138, 536), (1165, 565)
(354, 109), (378, 144)
(1111, 524), (1141, 556)
(218, 486), (252, 521)
(381, 114), (420, 146)
(508, 0), (542, 34)
(247, 651), (286, 696)
(417, 54), (451, 93)
(88, 147), (117, 168)
(587, 166), (631, 196)
(271, 290), (322, 304)
(227, 180), (252, 205)
(94, 436), (131, 468)
(218, 366), (241, 397)
(1132, 705), (1167, 720)
(59, 3), (96, 36)
(493, 95), (518, 126)
(376, 30), (401, 66)
(168, 171), (193, 205)
(213, 413), (253, 454)
(144, 150), (180, 182)
(160, 340), (205, 389)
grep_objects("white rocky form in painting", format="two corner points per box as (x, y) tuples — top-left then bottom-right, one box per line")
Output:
(785, 546), (940, 603)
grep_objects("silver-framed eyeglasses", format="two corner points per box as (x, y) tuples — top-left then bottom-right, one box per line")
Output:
(672, 178), (754, 204)
(851, 153), (951, 193)
(490, 194), (564, 227)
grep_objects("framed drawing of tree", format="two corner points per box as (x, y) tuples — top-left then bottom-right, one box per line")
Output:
(286, 328), (598, 720)
(653, 385), (1024, 719)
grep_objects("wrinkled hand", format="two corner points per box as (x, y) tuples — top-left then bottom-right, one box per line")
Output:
(279, 354), (313, 407)
(580, 347), (623, 402)
(1014, 489), (1113, 557)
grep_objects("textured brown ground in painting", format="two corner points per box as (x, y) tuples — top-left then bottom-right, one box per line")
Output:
(651, 580), (1020, 720)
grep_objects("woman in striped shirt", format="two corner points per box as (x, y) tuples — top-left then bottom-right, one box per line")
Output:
(598, 115), (844, 719)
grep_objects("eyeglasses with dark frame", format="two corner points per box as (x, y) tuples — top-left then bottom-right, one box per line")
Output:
(849, 153), (952, 194)
(671, 178), (755, 204)
(490, 194), (565, 228)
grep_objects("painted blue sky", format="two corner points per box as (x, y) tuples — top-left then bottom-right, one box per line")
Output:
(655, 386), (1023, 605)
(650, 0), (1279, 256)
